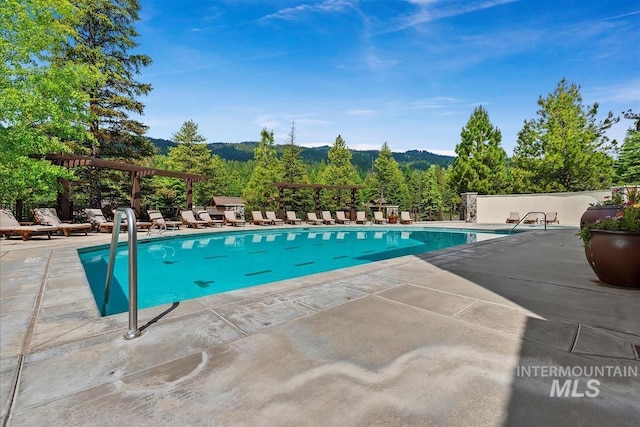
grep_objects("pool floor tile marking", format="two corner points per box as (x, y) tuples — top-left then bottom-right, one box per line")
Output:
(284, 246), (299, 250)
(362, 250), (375, 254)
(332, 255), (348, 259)
(248, 250), (267, 254)
(245, 270), (272, 277)
(162, 260), (179, 264)
(194, 280), (214, 288)
(312, 243), (324, 246)
(294, 261), (315, 267)
(204, 255), (227, 259)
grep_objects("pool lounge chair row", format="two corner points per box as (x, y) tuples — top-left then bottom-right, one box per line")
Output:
(506, 212), (559, 224)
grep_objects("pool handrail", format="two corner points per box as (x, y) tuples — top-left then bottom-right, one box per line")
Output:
(509, 211), (547, 234)
(104, 207), (141, 339)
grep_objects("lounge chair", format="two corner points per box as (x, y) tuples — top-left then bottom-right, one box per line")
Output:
(373, 211), (387, 224)
(198, 211), (224, 227)
(523, 213), (539, 224)
(181, 210), (209, 228)
(506, 212), (520, 224)
(355, 211), (367, 224)
(306, 212), (323, 225)
(84, 208), (120, 233)
(321, 211), (335, 225)
(286, 211), (302, 225)
(148, 210), (182, 230)
(400, 211), (413, 224)
(251, 211), (272, 226)
(107, 209), (153, 231)
(265, 211), (284, 225)
(31, 207), (91, 236)
(0, 209), (59, 241)
(545, 212), (559, 224)
(335, 211), (350, 224)
(224, 210), (246, 227)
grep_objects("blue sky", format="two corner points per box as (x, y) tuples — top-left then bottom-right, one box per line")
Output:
(135, 0), (640, 156)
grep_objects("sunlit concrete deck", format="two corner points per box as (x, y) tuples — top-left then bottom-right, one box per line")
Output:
(1, 222), (638, 426)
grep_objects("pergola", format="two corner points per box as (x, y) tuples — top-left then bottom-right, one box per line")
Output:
(43, 154), (209, 219)
(272, 182), (364, 220)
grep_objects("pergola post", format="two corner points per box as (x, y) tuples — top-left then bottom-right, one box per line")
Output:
(278, 186), (285, 219)
(350, 188), (357, 220)
(57, 178), (72, 220)
(186, 179), (193, 210)
(314, 188), (321, 214)
(130, 172), (141, 216)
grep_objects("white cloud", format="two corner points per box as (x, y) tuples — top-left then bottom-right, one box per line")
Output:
(585, 79), (640, 104)
(260, 0), (355, 22)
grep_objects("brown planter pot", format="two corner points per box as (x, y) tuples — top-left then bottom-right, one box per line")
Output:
(584, 230), (640, 287)
(580, 205), (623, 227)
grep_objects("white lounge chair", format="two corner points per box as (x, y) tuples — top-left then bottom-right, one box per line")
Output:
(251, 211), (272, 226)
(321, 211), (335, 225)
(199, 211), (224, 227)
(84, 208), (119, 233)
(400, 211), (413, 224)
(545, 212), (559, 224)
(148, 210), (182, 230)
(224, 210), (246, 226)
(355, 211), (367, 224)
(306, 212), (323, 225)
(181, 210), (208, 228)
(286, 211), (302, 225)
(335, 211), (350, 224)
(373, 211), (387, 224)
(506, 212), (520, 223)
(265, 211), (284, 225)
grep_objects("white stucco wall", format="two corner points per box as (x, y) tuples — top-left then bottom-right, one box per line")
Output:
(475, 190), (611, 226)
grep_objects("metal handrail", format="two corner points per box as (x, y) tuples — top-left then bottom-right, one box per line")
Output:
(103, 207), (141, 340)
(509, 211), (547, 234)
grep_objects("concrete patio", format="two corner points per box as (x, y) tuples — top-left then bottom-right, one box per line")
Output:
(1, 224), (638, 426)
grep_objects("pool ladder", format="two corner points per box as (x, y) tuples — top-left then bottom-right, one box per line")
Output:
(104, 207), (141, 340)
(509, 211), (547, 234)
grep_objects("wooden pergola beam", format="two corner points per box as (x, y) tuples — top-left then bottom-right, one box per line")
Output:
(39, 154), (209, 218)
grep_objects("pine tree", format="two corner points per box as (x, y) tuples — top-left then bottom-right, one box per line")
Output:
(616, 111), (640, 184)
(280, 122), (313, 213)
(64, 0), (153, 159)
(243, 128), (282, 211)
(165, 120), (219, 206)
(450, 106), (508, 196)
(421, 166), (444, 220)
(511, 78), (618, 192)
(369, 142), (409, 208)
(166, 120), (209, 172)
(320, 135), (362, 210)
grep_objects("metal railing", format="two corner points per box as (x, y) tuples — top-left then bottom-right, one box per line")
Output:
(103, 207), (141, 340)
(509, 211), (547, 234)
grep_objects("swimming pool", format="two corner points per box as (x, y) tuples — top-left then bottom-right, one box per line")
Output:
(79, 227), (507, 315)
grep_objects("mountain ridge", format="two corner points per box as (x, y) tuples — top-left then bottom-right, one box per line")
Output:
(149, 137), (454, 171)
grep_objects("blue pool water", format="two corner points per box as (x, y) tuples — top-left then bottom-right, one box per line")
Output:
(79, 227), (506, 315)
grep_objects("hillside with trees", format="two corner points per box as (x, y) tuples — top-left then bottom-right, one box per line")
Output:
(148, 137), (454, 176)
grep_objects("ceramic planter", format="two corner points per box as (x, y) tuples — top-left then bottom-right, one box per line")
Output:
(580, 205), (623, 227)
(584, 230), (640, 287)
